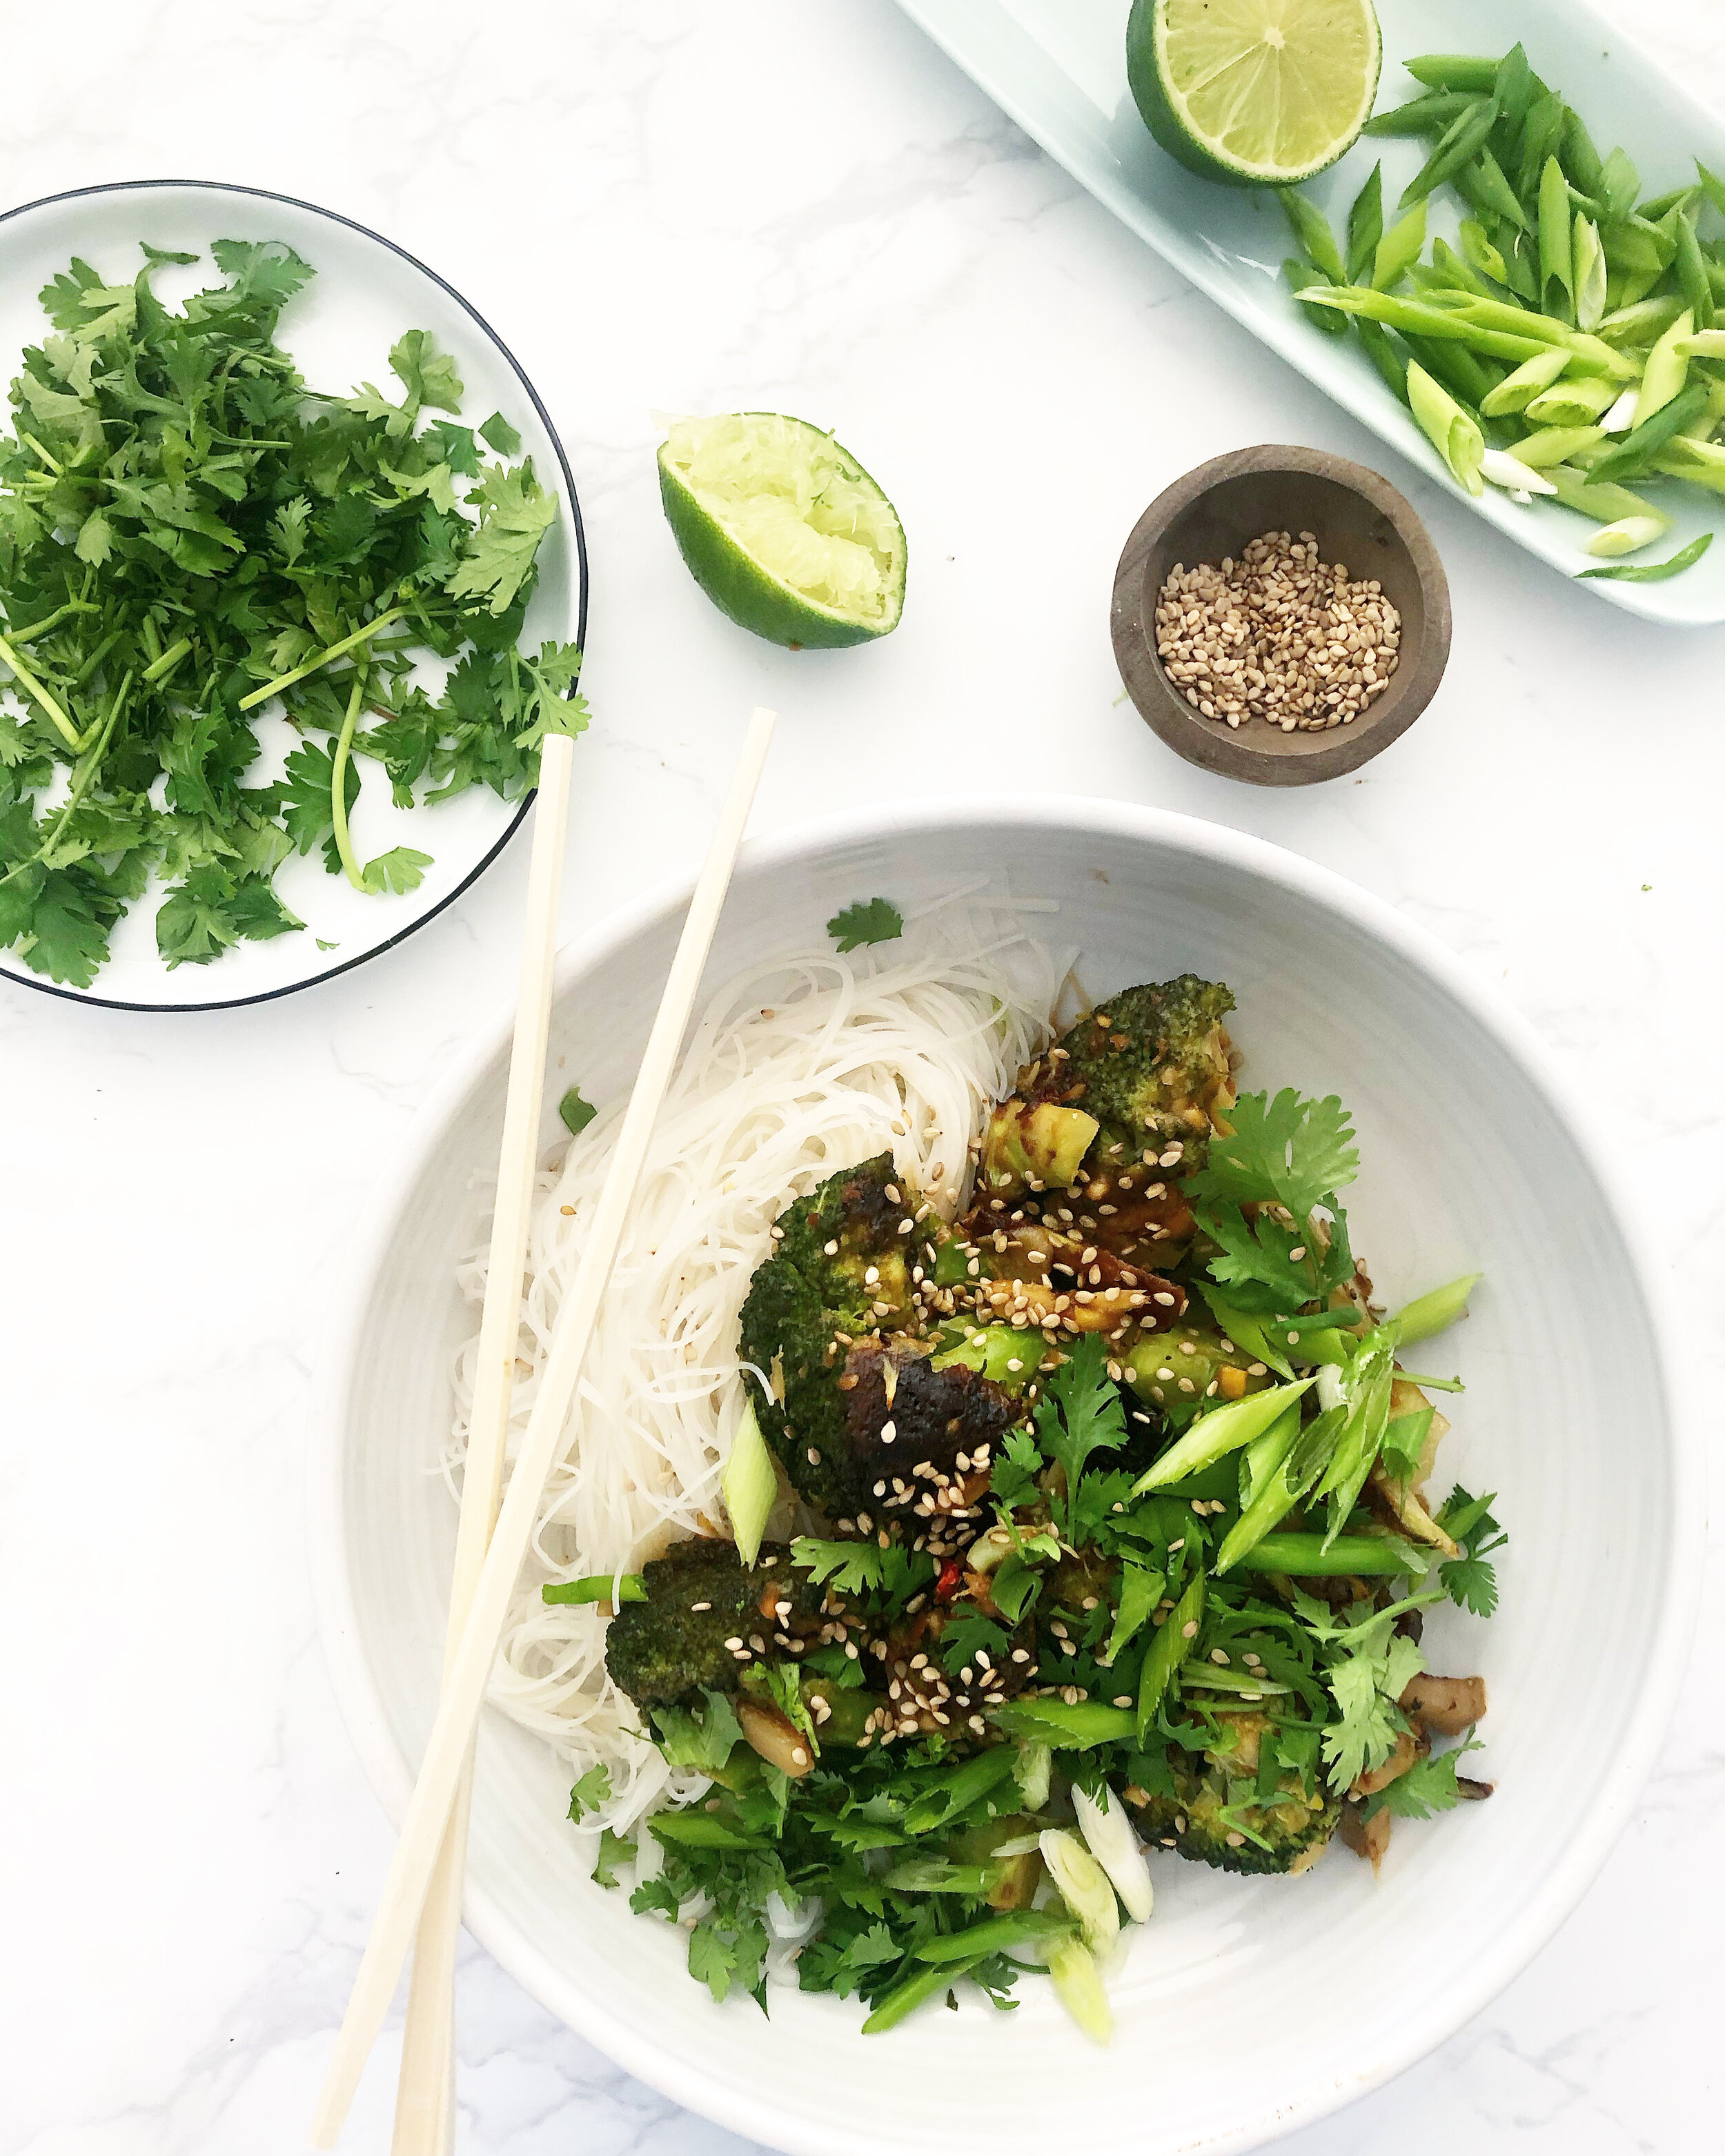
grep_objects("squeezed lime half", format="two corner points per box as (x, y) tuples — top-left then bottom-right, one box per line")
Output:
(1127, 0), (1381, 188)
(658, 413), (906, 649)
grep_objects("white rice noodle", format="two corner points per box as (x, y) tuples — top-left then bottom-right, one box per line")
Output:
(448, 894), (1065, 1838)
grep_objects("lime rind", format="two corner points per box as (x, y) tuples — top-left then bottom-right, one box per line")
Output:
(659, 413), (906, 649)
(1128, 0), (1381, 189)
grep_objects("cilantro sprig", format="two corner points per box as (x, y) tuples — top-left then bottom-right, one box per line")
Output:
(0, 240), (586, 984)
(1187, 1088), (1359, 1307)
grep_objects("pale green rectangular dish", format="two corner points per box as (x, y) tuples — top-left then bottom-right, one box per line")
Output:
(893, 0), (1725, 626)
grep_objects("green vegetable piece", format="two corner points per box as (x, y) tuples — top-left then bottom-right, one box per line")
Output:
(827, 896), (903, 951)
(1283, 257), (1352, 334)
(1277, 190), (1345, 284)
(1480, 345), (1570, 417)
(915, 1910), (1075, 1964)
(1572, 217), (1607, 332)
(480, 410), (522, 455)
(559, 1085), (598, 1135)
(900, 1745), (1018, 1835)
(1635, 306), (1695, 431)
(1103, 1560), (1165, 1665)
(1560, 108), (1607, 199)
(860, 1956), (984, 2035)
(1364, 89), (1474, 139)
(1137, 1572), (1203, 1735)
(1537, 156), (1575, 319)
(1458, 219), (1510, 286)
(1577, 531), (1714, 581)
(1459, 148), (1529, 233)
(1346, 164), (1384, 286)
(1215, 1402), (1310, 1572)
(1510, 425), (1604, 468)
(542, 1572), (647, 1605)
(1407, 359), (1486, 493)
(978, 1098), (1101, 1196)
(1038, 1827), (1118, 1957)
(1233, 1532), (1424, 1576)
(1390, 1272), (1481, 1345)
(1046, 1937), (1112, 2044)
(1400, 99), (1497, 209)
(1544, 464), (1666, 526)
(1131, 1376), (1314, 1492)
(993, 1697), (1136, 1748)
(1675, 210), (1713, 322)
(929, 1322), (1045, 1391)
(1696, 159), (1725, 222)
(1590, 380), (1711, 485)
(1524, 375), (1618, 427)
(1403, 54), (1500, 92)
(722, 1397), (778, 1567)
(1372, 201), (1427, 291)
(1355, 318), (1410, 404)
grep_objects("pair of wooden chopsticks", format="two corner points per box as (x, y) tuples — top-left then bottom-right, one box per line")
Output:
(314, 705), (778, 2151)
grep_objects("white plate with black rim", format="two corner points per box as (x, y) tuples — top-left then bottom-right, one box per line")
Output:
(0, 178), (586, 1013)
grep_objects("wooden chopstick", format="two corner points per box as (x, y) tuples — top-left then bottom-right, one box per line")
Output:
(313, 705), (778, 2148)
(386, 727), (580, 2156)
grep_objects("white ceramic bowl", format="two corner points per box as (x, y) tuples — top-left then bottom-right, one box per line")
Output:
(310, 800), (1702, 2156)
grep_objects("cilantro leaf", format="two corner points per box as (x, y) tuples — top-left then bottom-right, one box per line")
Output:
(1031, 1334), (1126, 1541)
(987, 1424), (1044, 1516)
(15, 868), (110, 986)
(567, 1763), (612, 1821)
(560, 1085), (598, 1136)
(1374, 1735), (1485, 1819)
(1193, 1088), (1359, 1219)
(939, 1611), (1012, 1677)
(359, 846), (432, 896)
(827, 897), (903, 953)
(388, 328), (464, 415)
(651, 1690), (744, 1777)
(446, 459), (557, 615)
(275, 740), (358, 856)
(1437, 1485), (1507, 1617)
(591, 1827), (634, 1889)
(479, 410), (522, 455)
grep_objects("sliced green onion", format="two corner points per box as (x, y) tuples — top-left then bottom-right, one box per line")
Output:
(1509, 425), (1605, 468)
(994, 1697), (1136, 1748)
(1372, 201), (1428, 290)
(1573, 217), (1607, 331)
(1071, 1782), (1154, 1925)
(722, 1396), (777, 1567)
(1481, 448), (1558, 496)
(1130, 1376), (1314, 1493)
(1277, 188), (1345, 283)
(1635, 306), (1695, 429)
(1233, 1532), (1425, 1576)
(1590, 382), (1713, 485)
(1012, 1738), (1052, 1812)
(1524, 375), (1619, 426)
(1347, 163), (1384, 286)
(1047, 1937), (1113, 2044)
(1544, 465), (1667, 526)
(915, 1910), (1074, 1964)
(861, 1956), (983, 2035)
(1039, 1828), (1119, 1957)
(1586, 515), (1677, 557)
(1480, 345), (1570, 417)
(542, 1571), (647, 1605)
(1138, 1573), (1204, 1734)
(1408, 360), (1485, 493)
(1538, 155), (1575, 319)
(1404, 54), (1501, 92)
(1103, 1559), (1165, 1665)
(1390, 1272), (1481, 1345)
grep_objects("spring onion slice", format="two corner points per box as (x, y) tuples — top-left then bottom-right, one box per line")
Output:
(722, 1396), (777, 1565)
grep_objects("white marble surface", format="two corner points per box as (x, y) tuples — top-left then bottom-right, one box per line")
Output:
(1, 2), (1719, 2150)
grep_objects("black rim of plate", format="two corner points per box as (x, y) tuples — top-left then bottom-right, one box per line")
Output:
(0, 177), (590, 1016)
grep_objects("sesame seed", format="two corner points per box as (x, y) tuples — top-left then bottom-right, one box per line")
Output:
(1181, 1619), (1199, 1639)
(723, 1636), (743, 1650)
(690, 1601), (711, 1612)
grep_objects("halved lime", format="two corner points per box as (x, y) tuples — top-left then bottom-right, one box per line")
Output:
(1127, 0), (1381, 188)
(658, 413), (906, 649)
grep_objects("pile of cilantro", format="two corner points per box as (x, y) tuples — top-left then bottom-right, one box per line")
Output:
(566, 1080), (1501, 2031)
(0, 239), (585, 985)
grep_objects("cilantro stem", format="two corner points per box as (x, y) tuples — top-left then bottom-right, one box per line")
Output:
(0, 633), (80, 749)
(72, 629), (123, 686)
(21, 433), (63, 475)
(1, 671), (131, 885)
(142, 635), (192, 684)
(238, 606), (406, 711)
(329, 661), (370, 891)
(6, 600), (94, 642)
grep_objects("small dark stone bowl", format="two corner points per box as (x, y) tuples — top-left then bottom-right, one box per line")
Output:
(1111, 444), (1451, 785)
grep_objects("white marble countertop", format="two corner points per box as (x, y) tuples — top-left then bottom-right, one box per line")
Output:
(2, 3), (1719, 2150)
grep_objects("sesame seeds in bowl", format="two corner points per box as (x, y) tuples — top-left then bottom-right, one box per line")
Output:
(1112, 445), (1451, 786)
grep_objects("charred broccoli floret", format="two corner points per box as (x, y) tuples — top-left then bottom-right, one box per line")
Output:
(1030, 975), (1236, 1174)
(738, 1155), (956, 1519)
(605, 1539), (822, 1710)
(1132, 1743), (1339, 1875)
